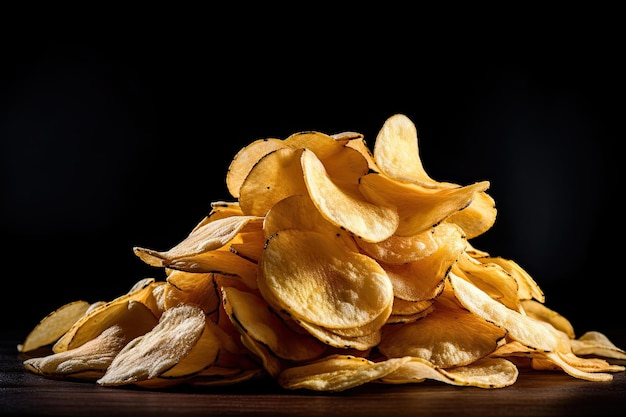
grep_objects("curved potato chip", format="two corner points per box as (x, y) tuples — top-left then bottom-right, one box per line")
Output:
(278, 354), (411, 392)
(301, 149), (398, 242)
(448, 273), (566, 353)
(445, 190), (497, 239)
(455, 251), (521, 311)
(379, 299), (507, 368)
(372, 113), (456, 189)
(260, 229), (394, 329)
(521, 299), (575, 339)
(382, 223), (466, 302)
(239, 147), (308, 216)
(226, 138), (286, 199)
(221, 286), (327, 362)
(381, 356), (519, 389)
(359, 172), (490, 237)
(570, 331), (626, 359)
(355, 227), (438, 265)
(24, 325), (133, 380)
(133, 215), (263, 265)
(297, 320), (382, 351)
(53, 281), (158, 353)
(19, 300), (90, 352)
(97, 304), (207, 386)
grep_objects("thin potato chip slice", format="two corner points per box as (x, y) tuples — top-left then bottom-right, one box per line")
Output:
(133, 215), (263, 265)
(221, 286), (327, 362)
(448, 273), (566, 353)
(260, 229), (394, 330)
(278, 354), (412, 392)
(24, 300), (159, 380)
(445, 190), (496, 239)
(521, 299), (575, 339)
(97, 304), (207, 386)
(359, 172), (490, 237)
(227, 138), (286, 199)
(379, 299), (507, 368)
(301, 149), (399, 243)
(570, 331), (626, 359)
(355, 227), (438, 265)
(18, 300), (90, 352)
(239, 147), (308, 216)
(373, 113), (456, 189)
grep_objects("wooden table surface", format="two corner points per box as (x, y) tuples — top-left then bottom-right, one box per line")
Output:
(2, 331), (625, 417)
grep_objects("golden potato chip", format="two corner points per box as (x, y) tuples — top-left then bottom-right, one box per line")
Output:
(301, 149), (399, 242)
(260, 229), (393, 330)
(359, 172), (490, 237)
(379, 299), (507, 368)
(445, 190), (496, 239)
(227, 138), (286, 199)
(372, 113), (455, 189)
(18, 300), (90, 353)
(448, 273), (566, 353)
(221, 286), (327, 361)
(239, 147), (308, 216)
(354, 227), (438, 265)
(296, 320), (382, 351)
(278, 354), (411, 392)
(454, 251), (521, 311)
(381, 223), (466, 302)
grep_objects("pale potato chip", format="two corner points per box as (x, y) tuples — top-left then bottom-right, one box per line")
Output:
(521, 299), (575, 339)
(97, 303), (207, 386)
(133, 215), (263, 265)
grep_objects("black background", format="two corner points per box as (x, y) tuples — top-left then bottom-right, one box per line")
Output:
(2, 6), (623, 341)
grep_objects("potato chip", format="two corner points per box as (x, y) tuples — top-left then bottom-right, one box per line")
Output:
(570, 331), (626, 360)
(278, 354), (412, 392)
(359, 172), (490, 237)
(133, 215), (263, 265)
(448, 273), (566, 353)
(97, 303), (208, 386)
(239, 147), (308, 216)
(379, 298), (507, 368)
(221, 286), (327, 361)
(301, 149), (399, 242)
(259, 229), (393, 330)
(226, 138), (286, 199)
(18, 300), (90, 353)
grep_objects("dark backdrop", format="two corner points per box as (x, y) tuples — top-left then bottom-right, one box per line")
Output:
(2, 7), (623, 341)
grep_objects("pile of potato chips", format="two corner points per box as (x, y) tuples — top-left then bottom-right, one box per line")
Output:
(19, 114), (625, 391)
